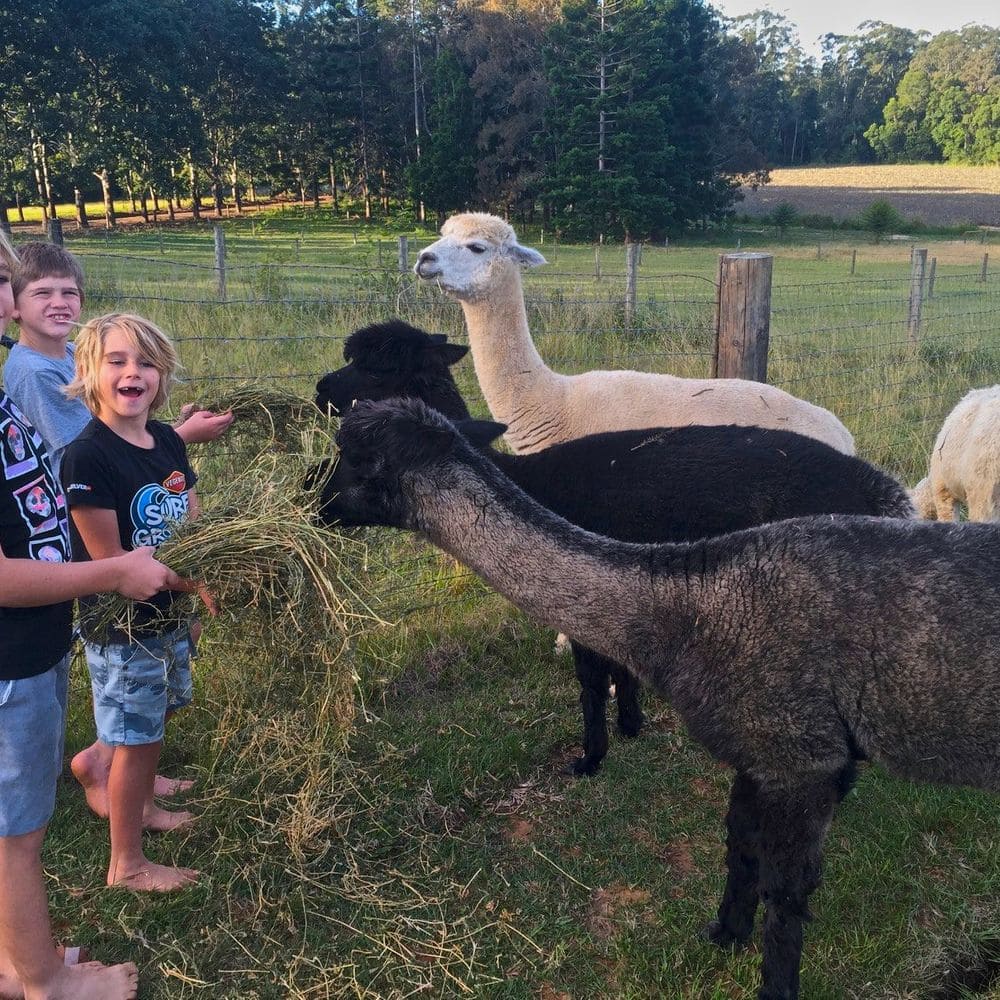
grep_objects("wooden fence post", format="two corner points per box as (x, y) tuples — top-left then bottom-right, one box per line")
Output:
(398, 235), (409, 274)
(981, 253), (989, 283)
(907, 247), (927, 345)
(927, 257), (937, 299)
(46, 218), (63, 245)
(714, 252), (773, 382)
(213, 223), (227, 302)
(594, 245), (601, 282)
(625, 242), (640, 327)
(850, 249), (857, 275)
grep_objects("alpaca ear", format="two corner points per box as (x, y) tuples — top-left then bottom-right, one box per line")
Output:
(512, 244), (547, 268)
(437, 343), (469, 366)
(456, 419), (507, 449)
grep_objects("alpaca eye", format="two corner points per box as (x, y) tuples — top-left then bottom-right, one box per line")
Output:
(467, 243), (486, 254)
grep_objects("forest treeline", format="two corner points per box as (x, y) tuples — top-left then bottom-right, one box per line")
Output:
(1, 0), (998, 241)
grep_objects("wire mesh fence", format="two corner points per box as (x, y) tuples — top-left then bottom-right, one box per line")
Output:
(6, 232), (998, 620)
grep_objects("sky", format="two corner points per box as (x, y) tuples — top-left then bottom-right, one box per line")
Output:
(710, 0), (999, 56)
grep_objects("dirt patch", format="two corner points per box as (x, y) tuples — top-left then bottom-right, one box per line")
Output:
(586, 884), (654, 941)
(739, 165), (1000, 227)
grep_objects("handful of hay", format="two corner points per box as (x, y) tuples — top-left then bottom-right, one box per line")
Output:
(92, 386), (383, 737)
(183, 383), (332, 474)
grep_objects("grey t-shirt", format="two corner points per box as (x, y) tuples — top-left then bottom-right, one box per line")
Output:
(1, 341), (90, 480)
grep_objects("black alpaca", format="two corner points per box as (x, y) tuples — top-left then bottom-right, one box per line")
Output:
(317, 323), (914, 775)
(330, 397), (1000, 1000)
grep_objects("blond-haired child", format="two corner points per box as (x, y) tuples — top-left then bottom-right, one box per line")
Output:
(62, 312), (204, 892)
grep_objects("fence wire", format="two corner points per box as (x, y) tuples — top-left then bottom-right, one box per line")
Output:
(10, 236), (996, 623)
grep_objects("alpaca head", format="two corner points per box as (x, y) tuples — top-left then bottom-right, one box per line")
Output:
(414, 212), (547, 302)
(320, 398), (481, 530)
(316, 320), (469, 416)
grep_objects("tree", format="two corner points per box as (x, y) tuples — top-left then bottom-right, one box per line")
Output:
(408, 49), (478, 223)
(541, 0), (733, 241)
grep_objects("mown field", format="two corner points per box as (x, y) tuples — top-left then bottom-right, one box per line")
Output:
(739, 164), (1000, 229)
(5, 209), (1000, 999)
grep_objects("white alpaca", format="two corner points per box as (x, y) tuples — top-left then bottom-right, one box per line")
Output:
(914, 386), (1000, 522)
(415, 212), (855, 456)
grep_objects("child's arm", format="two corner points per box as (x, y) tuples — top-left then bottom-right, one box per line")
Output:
(70, 506), (126, 560)
(0, 540), (182, 605)
(174, 407), (234, 445)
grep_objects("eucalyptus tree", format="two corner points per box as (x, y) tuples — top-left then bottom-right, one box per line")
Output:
(815, 20), (923, 162)
(451, 0), (556, 217)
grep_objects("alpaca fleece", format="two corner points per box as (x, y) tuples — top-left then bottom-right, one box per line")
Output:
(330, 396), (1000, 1000)
(415, 212), (855, 455)
(316, 322), (909, 775)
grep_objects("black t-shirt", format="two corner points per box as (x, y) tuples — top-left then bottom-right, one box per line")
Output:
(62, 417), (196, 640)
(0, 392), (73, 679)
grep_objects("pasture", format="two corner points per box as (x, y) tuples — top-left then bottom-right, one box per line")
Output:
(738, 164), (1000, 229)
(6, 210), (1000, 998)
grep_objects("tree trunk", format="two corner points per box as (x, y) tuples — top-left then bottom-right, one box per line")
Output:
(380, 167), (389, 214)
(312, 172), (320, 209)
(0, 202), (10, 234)
(94, 167), (116, 228)
(15, 193), (25, 222)
(248, 172), (258, 206)
(188, 156), (201, 220)
(329, 160), (339, 211)
(231, 157), (243, 215)
(74, 188), (89, 228)
(30, 135), (50, 222)
(139, 188), (149, 222)
(150, 187), (159, 222)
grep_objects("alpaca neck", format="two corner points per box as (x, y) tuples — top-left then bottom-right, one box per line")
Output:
(459, 266), (566, 452)
(411, 455), (699, 675)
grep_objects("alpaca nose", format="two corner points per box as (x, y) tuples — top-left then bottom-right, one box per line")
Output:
(417, 250), (437, 265)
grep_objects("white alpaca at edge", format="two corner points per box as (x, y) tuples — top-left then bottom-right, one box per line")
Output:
(911, 385), (1000, 522)
(415, 212), (855, 456)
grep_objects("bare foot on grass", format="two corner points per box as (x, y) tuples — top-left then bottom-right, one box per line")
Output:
(71, 746), (193, 825)
(152, 775), (194, 797)
(0, 946), (94, 999)
(42, 960), (139, 1000)
(108, 861), (200, 893)
(141, 804), (196, 834)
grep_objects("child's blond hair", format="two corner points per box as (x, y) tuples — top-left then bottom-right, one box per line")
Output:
(0, 229), (17, 271)
(66, 312), (180, 415)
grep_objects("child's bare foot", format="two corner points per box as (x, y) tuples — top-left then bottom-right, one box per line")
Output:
(152, 775), (194, 797)
(108, 861), (200, 893)
(71, 746), (193, 823)
(0, 946), (94, 998)
(0, 970), (21, 1000)
(37, 959), (139, 1000)
(141, 804), (196, 834)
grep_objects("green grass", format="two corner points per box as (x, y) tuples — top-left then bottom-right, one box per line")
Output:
(6, 207), (1000, 998)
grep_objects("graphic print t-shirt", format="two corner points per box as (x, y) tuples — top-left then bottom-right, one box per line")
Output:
(0, 392), (73, 678)
(62, 418), (196, 640)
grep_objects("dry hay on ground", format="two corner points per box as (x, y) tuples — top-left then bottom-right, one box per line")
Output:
(740, 164), (1000, 228)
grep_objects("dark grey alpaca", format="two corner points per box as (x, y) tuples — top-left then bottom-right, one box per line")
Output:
(330, 397), (1000, 1000)
(316, 321), (914, 775)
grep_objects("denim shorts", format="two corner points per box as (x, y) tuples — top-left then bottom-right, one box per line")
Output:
(0, 654), (70, 837)
(84, 626), (192, 747)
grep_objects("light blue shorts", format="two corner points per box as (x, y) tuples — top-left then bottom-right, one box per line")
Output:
(84, 627), (192, 747)
(0, 654), (70, 837)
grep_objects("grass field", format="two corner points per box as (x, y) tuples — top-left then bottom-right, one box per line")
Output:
(739, 164), (1000, 229)
(5, 208), (1000, 999)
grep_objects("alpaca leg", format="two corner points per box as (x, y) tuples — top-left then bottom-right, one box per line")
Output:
(754, 777), (840, 1000)
(933, 481), (956, 521)
(610, 661), (643, 738)
(966, 482), (1000, 522)
(570, 644), (610, 777)
(705, 772), (761, 947)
